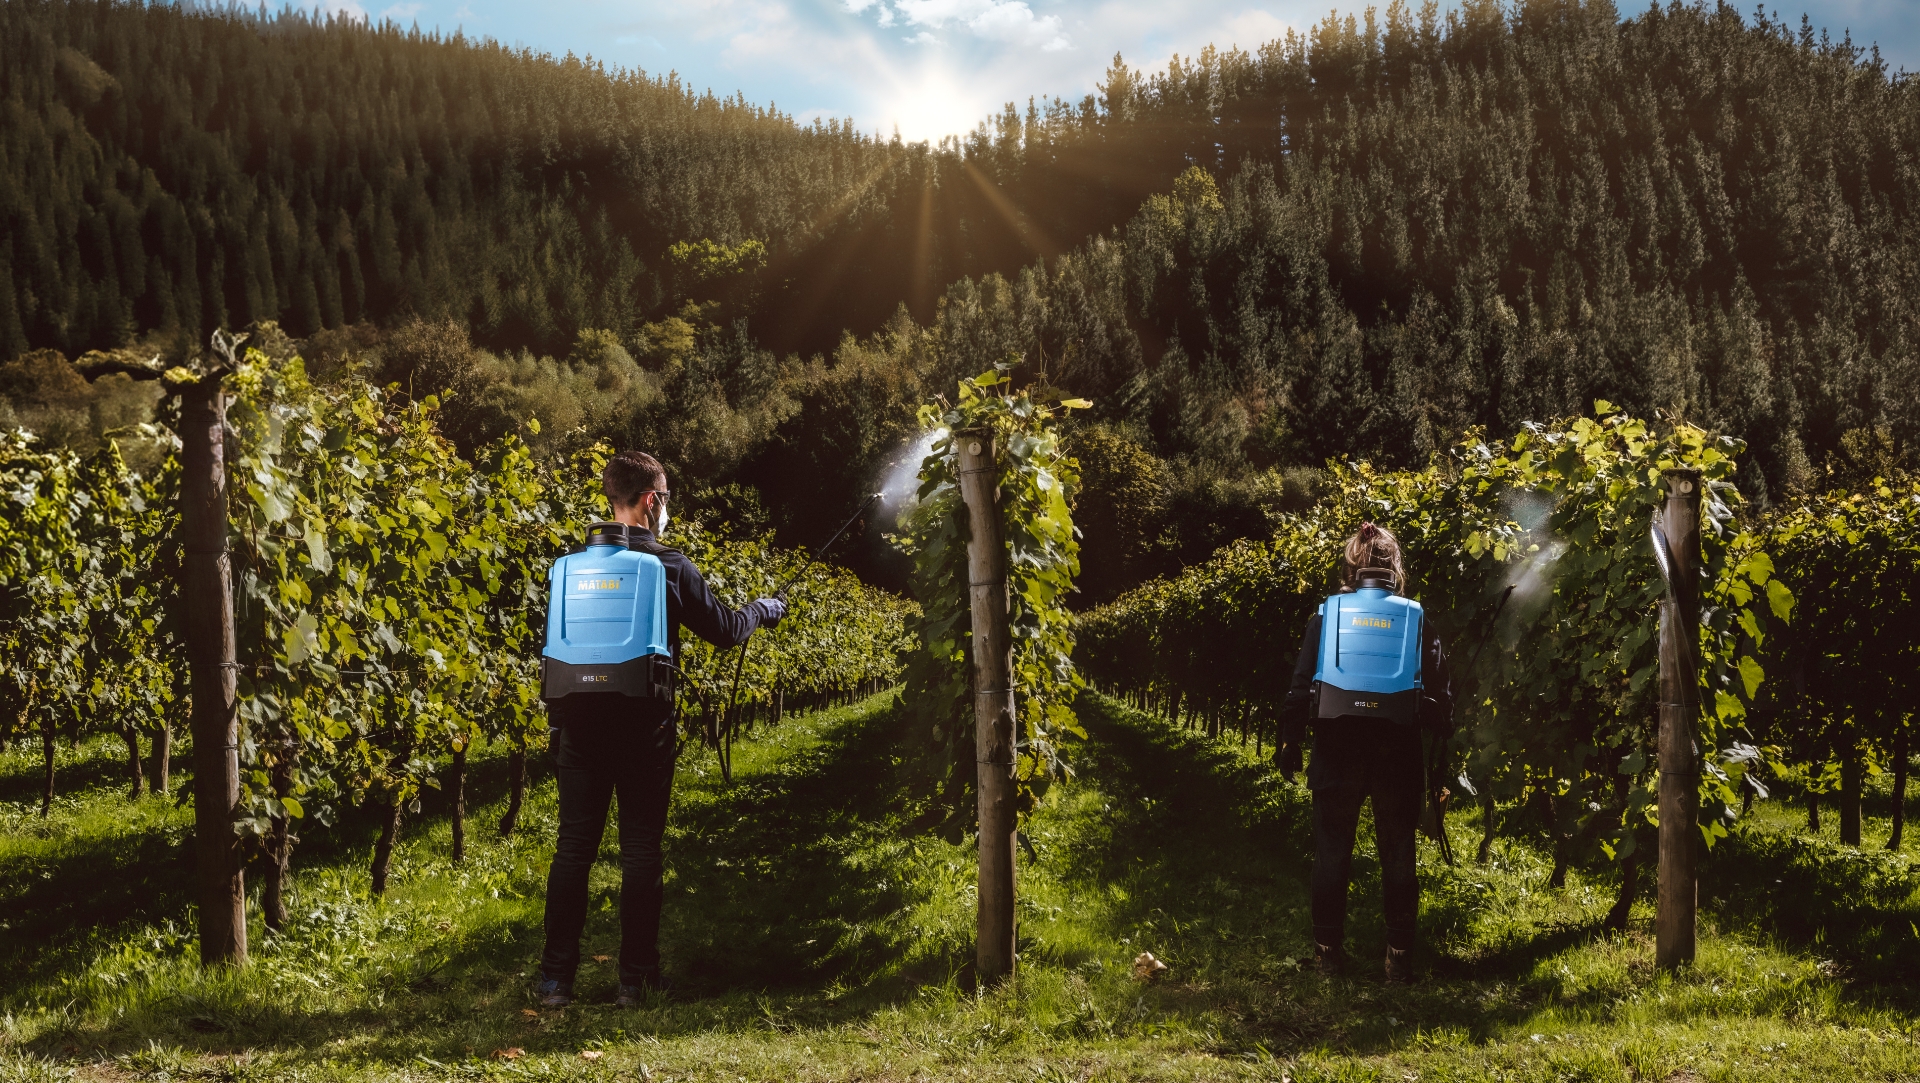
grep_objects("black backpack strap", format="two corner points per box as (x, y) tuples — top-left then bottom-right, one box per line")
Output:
(627, 537), (680, 559)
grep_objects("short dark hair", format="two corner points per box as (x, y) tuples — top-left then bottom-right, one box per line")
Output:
(602, 450), (665, 509)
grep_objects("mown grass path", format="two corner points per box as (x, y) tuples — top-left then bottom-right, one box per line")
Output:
(1, 693), (1916, 1081)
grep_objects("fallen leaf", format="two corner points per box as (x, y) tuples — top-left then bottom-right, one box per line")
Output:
(491, 1048), (525, 1060)
(1133, 951), (1169, 982)
(436, 921), (453, 932)
(592, 954), (611, 963)
(580, 1050), (603, 1061)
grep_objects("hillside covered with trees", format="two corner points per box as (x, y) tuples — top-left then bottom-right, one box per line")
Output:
(2, 0), (1917, 595)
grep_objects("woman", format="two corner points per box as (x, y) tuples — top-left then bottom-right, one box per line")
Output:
(1279, 523), (1453, 983)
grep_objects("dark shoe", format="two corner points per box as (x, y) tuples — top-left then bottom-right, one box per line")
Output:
(614, 970), (669, 1008)
(1384, 945), (1413, 984)
(1313, 942), (1346, 977)
(534, 976), (574, 1008)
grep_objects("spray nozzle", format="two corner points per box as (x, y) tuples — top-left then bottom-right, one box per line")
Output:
(1649, 520), (1675, 590)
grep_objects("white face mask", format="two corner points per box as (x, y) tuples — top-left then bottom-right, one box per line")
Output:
(653, 504), (669, 535)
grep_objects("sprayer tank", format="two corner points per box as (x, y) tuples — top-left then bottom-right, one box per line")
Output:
(540, 534), (672, 702)
(1311, 587), (1424, 724)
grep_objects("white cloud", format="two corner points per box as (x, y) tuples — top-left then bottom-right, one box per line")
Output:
(883, 0), (1068, 51)
(311, 0), (368, 20)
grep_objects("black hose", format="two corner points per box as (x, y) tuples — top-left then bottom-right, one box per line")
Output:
(714, 491), (884, 784)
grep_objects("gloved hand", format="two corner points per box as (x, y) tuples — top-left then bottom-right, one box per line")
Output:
(753, 597), (787, 628)
(1278, 741), (1303, 782)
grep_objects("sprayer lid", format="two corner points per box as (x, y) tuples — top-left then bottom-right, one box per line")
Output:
(583, 522), (629, 548)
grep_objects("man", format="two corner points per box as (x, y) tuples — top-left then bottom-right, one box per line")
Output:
(535, 450), (785, 1008)
(1279, 522), (1453, 984)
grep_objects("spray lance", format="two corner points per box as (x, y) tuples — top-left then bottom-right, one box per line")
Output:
(1462, 585), (1518, 681)
(710, 491), (885, 783)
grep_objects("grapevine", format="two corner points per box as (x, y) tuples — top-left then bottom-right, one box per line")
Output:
(894, 363), (1085, 818)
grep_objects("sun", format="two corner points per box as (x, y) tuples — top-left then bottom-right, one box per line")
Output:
(876, 68), (990, 144)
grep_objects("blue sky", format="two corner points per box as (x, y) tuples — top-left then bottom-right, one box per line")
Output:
(319, 0), (1920, 142)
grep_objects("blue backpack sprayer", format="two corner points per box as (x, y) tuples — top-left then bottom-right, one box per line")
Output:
(540, 521), (675, 705)
(1311, 582), (1425, 725)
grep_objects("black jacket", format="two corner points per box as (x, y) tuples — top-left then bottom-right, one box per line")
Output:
(626, 527), (763, 660)
(1280, 598), (1454, 752)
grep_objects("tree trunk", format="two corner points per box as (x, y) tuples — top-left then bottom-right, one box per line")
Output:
(1605, 848), (1639, 932)
(498, 734), (527, 838)
(40, 709), (55, 818)
(182, 378), (246, 967)
(1888, 730), (1908, 851)
(1839, 744), (1863, 846)
(152, 720), (172, 796)
(1543, 791), (1569, 890)
(263, 813), (291, 933)
(122, 725), (146, 800)
(1808, 789), (1820, 833)
(449, 741), (467, 863)
(261, 752), (295, 933)
(1477, 787), (1497, 865)
(957, 429), (1016, 988)
(1604, 772), (1638, 931)
(371, 796), (403, 897)
(0, 689), (15, 753)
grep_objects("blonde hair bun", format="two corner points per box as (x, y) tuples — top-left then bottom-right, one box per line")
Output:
(1343, 521), (1406, 592)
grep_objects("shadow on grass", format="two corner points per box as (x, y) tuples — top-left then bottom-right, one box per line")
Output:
(0, 813), (195, 992)
(0, 734), (145, 807)
(1703, 828), (1920, 990)
(1067, 697), (1607, 981)
(1056, 697), (1312, 963)
(653, 698), (933, 997)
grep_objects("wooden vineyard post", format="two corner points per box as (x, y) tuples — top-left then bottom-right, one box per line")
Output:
(1656, 468), (1702, 970)
(957, 429), (1017, 986)
(181, 376), (247, 967)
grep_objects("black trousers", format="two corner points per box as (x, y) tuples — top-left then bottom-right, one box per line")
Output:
(539, 703), (676, 987)
(1308, 720), (1424, 952)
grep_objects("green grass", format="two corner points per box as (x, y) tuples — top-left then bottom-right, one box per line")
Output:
(2, 694), (1917, 1082)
